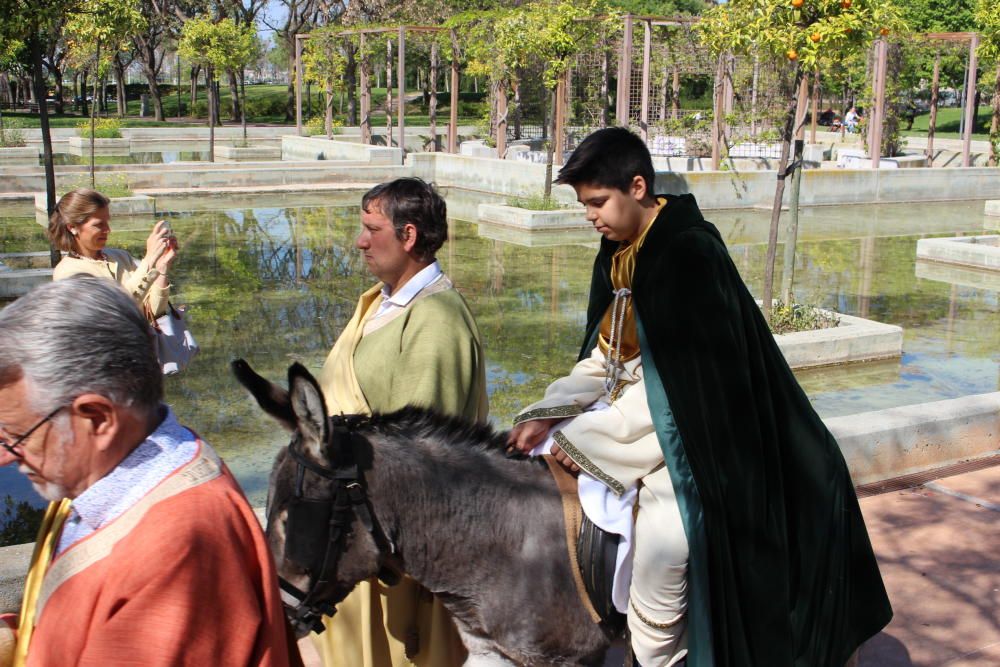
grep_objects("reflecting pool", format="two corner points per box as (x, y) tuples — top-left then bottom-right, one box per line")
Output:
(1, 197), (997, 509)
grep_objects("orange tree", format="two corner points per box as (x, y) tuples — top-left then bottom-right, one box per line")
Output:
(697, 0), (905, 322)
(975, 0), (1000, 166)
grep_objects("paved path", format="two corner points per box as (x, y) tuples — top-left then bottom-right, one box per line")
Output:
(298, 463), (1000, 667)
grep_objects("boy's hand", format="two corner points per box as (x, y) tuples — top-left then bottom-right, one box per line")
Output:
(507, 417), (560, 454)
(549, 444), (580, 473)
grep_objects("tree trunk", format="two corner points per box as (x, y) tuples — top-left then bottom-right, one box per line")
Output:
(207, 66), (215, 162)
(285, 44), (295, 122)
(927, 53), (940, 165)
(190, 66), (200, 105)
(30, 36), (60, 268)
(600, 49), (609, 128)
(345, 41), (357, 126)
(90, 41), (99, 188)
(80, 69), (89, 117)
(241, 69), (248, 143)
(544, 87), (556, 200)
(114, 58), (127, 117)
(990, 62), (1000, 168)
(137, 40), (165, 121)
(228, 70), (240, 121)
(51, 68), (65, 114)
(761, 67), (805, 324)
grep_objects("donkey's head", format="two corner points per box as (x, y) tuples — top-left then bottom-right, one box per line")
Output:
(231, 359), (396, 636)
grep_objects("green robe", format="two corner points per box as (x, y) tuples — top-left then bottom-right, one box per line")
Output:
(355, 287), (489, 421)
(582, 194), (892, 667)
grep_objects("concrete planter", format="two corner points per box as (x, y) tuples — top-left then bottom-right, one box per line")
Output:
(916, 259), (1000, 292)
(34, 192), (155, 217)
(477, 203), (587, 230)
(774, 310), (903, 369)
(216, 145), (282, 161)
(916, 235), (1000, 272)
(0, 146), (38, 165)
(67, 136), (131, 155)
(0, 268), (52, 297)
(826, 391), (1000, 486)
(281, 136), (403, 165)
(985, 200), (1000, 218)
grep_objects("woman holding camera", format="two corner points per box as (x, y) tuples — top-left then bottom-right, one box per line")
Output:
(48, 188), (177, 317)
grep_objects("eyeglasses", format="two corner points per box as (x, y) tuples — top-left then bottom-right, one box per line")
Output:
(0, 406), (65, 460)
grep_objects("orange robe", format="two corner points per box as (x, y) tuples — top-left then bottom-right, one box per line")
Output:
(2, 443), (301, 667)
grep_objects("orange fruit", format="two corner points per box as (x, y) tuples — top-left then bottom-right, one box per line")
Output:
(880, 27), (890, 36)
(810, 33), (821, 43)
(787, 49), (798, 61)
(841, 0), (852, 8)
(791, 0), (804, 7)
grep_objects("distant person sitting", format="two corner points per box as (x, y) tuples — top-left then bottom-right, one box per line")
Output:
(844, 107), (860, 133)
(49, 188), (177, 318)
(819, 107), (836, 126)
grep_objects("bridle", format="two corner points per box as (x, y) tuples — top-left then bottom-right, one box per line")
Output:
(273, 414), (398, 635)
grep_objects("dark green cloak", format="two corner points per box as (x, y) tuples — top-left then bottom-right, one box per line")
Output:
(580, 194), (892, 667)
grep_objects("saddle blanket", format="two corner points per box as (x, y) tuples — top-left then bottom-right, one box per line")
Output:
(529, 402), (637, 614)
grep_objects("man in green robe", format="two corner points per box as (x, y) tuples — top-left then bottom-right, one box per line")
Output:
(313, 178), (488, 667)
(510, 128), (891, 667)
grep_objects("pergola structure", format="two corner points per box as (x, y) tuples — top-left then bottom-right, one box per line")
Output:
(294, 25), (460, 152)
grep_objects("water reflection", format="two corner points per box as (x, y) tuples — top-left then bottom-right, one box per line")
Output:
(1, 198), (996, 508)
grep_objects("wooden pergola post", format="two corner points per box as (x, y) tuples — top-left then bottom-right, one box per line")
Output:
(554, 72), (567, 165)
(397, 26), (405, 151)
(868, 38), (888, 168)
(711, 53), (724, 170)
(927, 52), (941, 165)
(961, 32), (979, 167)
(640, 19), (651, 141)
(810, 71), (819, 144)
(496, 84), (507, 158)
(295, 34), (305, 135)
(360, 33), (371, 145)
(616, 15), (633, 125)
(429, 41), (438, 151)
(449, 29), (459, 153)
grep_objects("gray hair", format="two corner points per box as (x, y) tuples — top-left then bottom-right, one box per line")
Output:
(0, 275), (162, 414)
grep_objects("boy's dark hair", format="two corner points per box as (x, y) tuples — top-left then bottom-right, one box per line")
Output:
(361, 177), (448, 261)
(555, 127), (656, 195)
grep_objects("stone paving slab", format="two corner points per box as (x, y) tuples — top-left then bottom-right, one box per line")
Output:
(856, 465), (1000, 666)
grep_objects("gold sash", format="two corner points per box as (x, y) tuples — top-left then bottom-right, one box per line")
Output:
(13, 498), (72, 667)
(317, 283), (384, 416)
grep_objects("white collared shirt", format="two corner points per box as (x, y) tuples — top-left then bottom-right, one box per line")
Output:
(56, 408), (199, 554)
(373, 261), (443, 319)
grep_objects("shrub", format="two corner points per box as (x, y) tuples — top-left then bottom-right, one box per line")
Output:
(0, 119), (26, 147)
(0, 495), (44, 547)
(506, 195), (566, 211)
(77, 118), (123, 139)
(305, 115), (344, 136)
(59, 172), (133, 199)
(243, 96), (288, 118)
(767, 302), (840, 335)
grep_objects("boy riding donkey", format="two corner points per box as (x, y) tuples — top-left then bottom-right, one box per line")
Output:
(509, 128), (891, 667)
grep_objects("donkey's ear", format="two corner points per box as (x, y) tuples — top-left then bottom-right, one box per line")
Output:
(231, 359), (296, 431)
(287, 362), (329, 460)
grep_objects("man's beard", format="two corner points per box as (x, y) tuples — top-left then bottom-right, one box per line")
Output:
(20, 414), (72, 501)
(21, 468), (70, 502)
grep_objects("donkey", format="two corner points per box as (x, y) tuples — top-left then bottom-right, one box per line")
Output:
(233, 359), (617, 666)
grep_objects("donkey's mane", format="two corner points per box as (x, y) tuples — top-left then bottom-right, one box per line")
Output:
(365, 405), (516, 458)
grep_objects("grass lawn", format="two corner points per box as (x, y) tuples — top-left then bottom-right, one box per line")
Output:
(902, 105), (994, 141)
(3, 84), (484, 128)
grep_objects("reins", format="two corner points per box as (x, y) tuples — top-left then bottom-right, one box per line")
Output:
(275, 414), (398, 636)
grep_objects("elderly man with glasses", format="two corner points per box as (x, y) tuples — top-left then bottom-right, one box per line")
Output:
(0, 276), (300, 667)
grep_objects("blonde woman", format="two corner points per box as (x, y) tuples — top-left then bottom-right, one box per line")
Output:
(48, 188), (177, 318)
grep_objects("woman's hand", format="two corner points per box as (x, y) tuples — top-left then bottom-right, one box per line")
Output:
(144, 220), (170, 262)
(145, 221), (178, 274)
